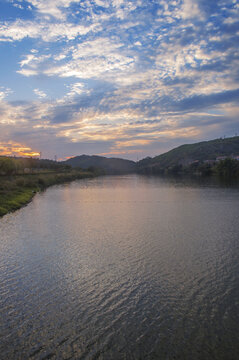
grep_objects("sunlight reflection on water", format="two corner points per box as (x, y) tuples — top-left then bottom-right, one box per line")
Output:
(0, 175), (239, 359)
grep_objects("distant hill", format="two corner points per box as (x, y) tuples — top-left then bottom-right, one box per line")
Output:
(63, 137), (239, 175)
(64, 155), (136, 174)
(138, 136), (239, 173)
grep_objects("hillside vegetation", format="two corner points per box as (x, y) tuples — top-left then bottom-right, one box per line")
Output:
(64, 155), (136, 174)
(138, 136), (239, 174)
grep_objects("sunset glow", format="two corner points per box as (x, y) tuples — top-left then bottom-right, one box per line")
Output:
(0, 142), (40, 158)
(0, 0), (238, 160)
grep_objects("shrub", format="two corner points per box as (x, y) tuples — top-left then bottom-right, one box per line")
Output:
(16, 178), (25, 187)
(38, 177), (46, 186)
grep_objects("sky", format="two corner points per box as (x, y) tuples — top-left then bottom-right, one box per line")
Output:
(0, 0), (238, 160)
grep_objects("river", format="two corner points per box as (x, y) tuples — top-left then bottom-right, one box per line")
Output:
(0, 175), (239, 359)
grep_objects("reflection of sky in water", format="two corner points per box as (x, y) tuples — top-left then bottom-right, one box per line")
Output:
(0, 175), (239, 359)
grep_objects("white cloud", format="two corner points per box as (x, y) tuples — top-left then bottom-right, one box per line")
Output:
(0, 19), (100, 42)
(72, 38), (123, 58)
(34, 88), (47, 98)
(13, 3), (24, 10)
(27, 0), (81, 19)
(70, 82), (90, 94)
(180, 0), (202, 20)
(25, 0), (132, 20)
(0, 0), (238, 159)
(19, 38), (135, 79)
(94, 0), (110, 7)
(20, 54), (37, 67)
(0, 87), (12, 101)
(0, 91), (6, 101)
(17, 53), (51, 76)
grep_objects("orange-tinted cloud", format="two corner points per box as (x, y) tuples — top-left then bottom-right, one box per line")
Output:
(0, 141), (40, 157)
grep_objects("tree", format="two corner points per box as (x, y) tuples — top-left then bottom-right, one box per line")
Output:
(215, 158), (239, 178)
(0, 157), (16, 175)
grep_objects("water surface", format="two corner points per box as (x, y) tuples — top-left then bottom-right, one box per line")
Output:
(0, 175), (239, 359)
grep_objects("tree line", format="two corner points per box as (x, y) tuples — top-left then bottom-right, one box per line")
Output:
(138, 158), (239, 179)
(0, 156), (71, 175)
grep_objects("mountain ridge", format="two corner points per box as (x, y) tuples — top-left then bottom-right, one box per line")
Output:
(63, 136), (239, 174)
(64, 154), (136, 174)
(137, 136), (239, 172)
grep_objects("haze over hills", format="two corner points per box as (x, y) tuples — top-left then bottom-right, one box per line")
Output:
(64, 155), (136, 174)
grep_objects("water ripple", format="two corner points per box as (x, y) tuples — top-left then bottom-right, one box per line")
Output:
(0, 175), (239, 359)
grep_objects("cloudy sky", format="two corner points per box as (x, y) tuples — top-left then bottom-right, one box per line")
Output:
(0, 0), (238, 160)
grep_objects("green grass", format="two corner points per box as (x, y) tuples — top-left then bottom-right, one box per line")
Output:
(0, 170), (95, 217)
(0, 189), (35, 216)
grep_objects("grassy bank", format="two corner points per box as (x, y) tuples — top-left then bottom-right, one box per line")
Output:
(0, 170), (95, 217)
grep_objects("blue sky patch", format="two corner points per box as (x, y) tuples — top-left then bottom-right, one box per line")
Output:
(0, 0), (238, 159)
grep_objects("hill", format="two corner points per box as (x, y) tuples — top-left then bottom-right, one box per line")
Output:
(138, 136), (239, 173)
(64, 155), (136, 174)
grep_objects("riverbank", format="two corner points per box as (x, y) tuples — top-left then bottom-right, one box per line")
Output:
(0, 170), (95, 217)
